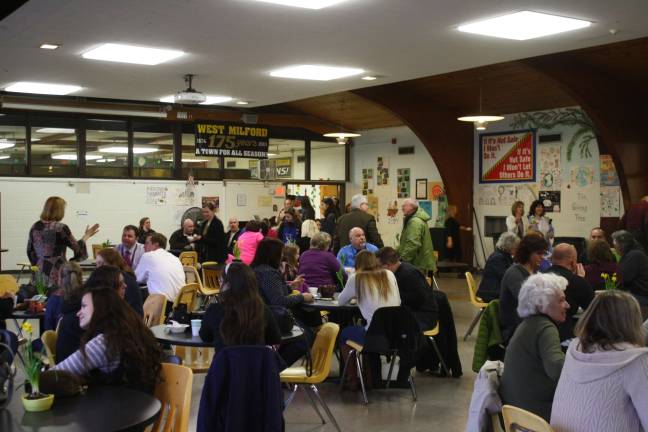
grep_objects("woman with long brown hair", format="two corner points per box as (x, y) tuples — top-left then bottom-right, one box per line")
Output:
(200, 262), (281, 349)
(54, 287), (162, 392)
(96, 248), (143, 316)
(337, 250), (401, 345)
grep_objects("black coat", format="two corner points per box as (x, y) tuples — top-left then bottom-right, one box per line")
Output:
(55, 300), (83, 363)
(199, 303), (281, 350)
(394, 262), (439, 330)
(336, 209), (384, 251)
(477, 249), (514, 302)
(198, 217), (227, 263)
(123, 271), (144, 317)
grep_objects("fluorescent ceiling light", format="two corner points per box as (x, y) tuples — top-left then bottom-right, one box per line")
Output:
(236, 101), (250, 105)
(35, 128), (75, 134)
(99, 145), (159, 154)
(51, 152), (102, 161)
(4, 81), (81, 95)
(163, 157), (209, 163)
(270, 65), (364, 81)
(82, 43), (185, 65)
(361, 76), (377, 81)
(322, 132), (361, 138)
(458, 11), (591, 41)
(0, 139), (15, 149)
(457, 115), (505, 122)
(249, 0), (347, 9)
(39, 43), (60, 50)
(0, 155), (10, 160)
(267, 153), (277, 157)
(159, 95), (233, 105)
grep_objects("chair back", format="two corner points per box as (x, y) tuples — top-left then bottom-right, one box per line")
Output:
(201, 264), (221, 295)
(502, 405), (554, 432)
(91, 244), (104, 259)
(173, 283), (200, 312)
(363, 306), (420, 355)
(0, 275), (18, 296)
(183, 265), (202, 286)
(308, 322), (340, 383)
(143, 294), (168, 328)
(179, 251), (199, 268)
(40, 330), (57, 365)
(151, 363), (193, 432)
(466, 272), (487, 308)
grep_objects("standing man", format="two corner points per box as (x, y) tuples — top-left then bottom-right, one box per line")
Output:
(277, 196), (295, 223)
(169, 218), (201, 255)
(398, 198), (436, 275)
(225, 217), (242, 255)
(115, 225), (146, 271)
(336, 227), (379, 268)
(197, 202), (227, 263)
(336, 194), (383, 251)
(135, 233), (185, 305)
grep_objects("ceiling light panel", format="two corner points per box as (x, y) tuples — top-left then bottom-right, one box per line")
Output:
(4, 82), (81, 95)
(458, 11), (591, 41)
(39, 43), (60, 50)
(249, 0), (347, 10)
(82, 43), (185, 65)
(35, 128), (76, 134)
(159, 95), (233, 105)
(270, 65), (364, 81)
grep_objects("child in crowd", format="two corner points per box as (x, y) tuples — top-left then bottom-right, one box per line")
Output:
(281, 243), (307, 293)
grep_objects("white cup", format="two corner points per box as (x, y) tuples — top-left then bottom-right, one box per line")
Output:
(308, 287), (319, 296)
(191, 319), (201, 337)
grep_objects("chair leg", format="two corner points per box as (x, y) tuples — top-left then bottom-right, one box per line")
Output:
(408, 373), (417, 401)
(385, 352), (397, 389)
(429, 337), (450, 376)
(310, 384), (342, 432)
(355, 353), (368, 405)
(339, 349), (355, 391)
(304, 385), (326, 425)
(283, 384), (298, 410)
(463, 308), (485, 341)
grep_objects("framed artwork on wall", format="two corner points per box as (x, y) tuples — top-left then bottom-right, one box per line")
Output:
(415, 178), (427, 199)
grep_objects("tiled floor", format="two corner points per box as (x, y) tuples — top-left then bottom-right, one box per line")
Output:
(187, 273), (479, 432)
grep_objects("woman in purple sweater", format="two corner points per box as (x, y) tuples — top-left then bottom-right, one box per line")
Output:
(298, 232), (342, 289)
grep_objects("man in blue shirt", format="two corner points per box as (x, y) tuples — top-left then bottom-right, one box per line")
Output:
(337, 227), (379, 268)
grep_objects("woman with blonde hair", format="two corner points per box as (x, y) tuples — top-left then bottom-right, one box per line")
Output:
(506, 200), (527, 238)
(551, 290), (648, 432)
(337, 250), (401, 345)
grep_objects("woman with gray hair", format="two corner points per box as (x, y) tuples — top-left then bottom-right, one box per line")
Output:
(476, 232), (519, 302)
(500, 273), (569, 422)
(298, 231), (344, 289)
(612, 230), (648, 317)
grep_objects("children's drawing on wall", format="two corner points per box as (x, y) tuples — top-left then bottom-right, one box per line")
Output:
(515, 184), (539, 208)
(368, 195), (379, 222)
(146, 186), (167, 205)
(397, 168), (411, 198)
(478, 185), (516, 206)
(539, 190), (561, 212)
(539, 144), (562, 189)
(386, 200), (399, 224)
(600, 186), (621, 217)
(419, 200), (433, 221)
(428, 182), (444, 200)
(600, 155), (620, 187)
(377, 156), (389, 185)
(435, 194), (448, 227)
(570, 166), (595, 187)
(201, 196), (219, 209)
(510, 107), (596, 161)
(361, 168), (375, 195)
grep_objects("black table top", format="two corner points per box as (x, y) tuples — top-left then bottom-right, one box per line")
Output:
(11, 310), (46, 319)
(151, 324), (303, 347)
(1, 386), (161, 432)
(302, 298), (359, 311)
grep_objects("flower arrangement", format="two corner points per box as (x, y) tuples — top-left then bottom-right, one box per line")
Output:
(601, 272), (618, 290)
(33, 272), (48, 298)
(18, 322), (53, 411)
(336, 253), (346, 288)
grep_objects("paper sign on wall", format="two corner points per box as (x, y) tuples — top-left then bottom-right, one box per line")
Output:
(146, 186), (167, 205)
(479, 130), (536, 183)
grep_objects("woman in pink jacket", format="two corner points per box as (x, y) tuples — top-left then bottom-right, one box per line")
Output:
(235, 220), (264, 265)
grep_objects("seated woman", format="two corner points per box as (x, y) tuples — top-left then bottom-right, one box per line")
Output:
(235, 220), (264, 265)
(500, 273), (568, 422)
(53, 263), (84, 362)
(583, 239), (619, 291)
(96, 247), (143, 316)
(297, 219), (319, 255)
(612, 230), (648, 316)
(477, 232), (519, 302)
(54, 287), (162, 392)
(551, 290), (648, 432)
(298, 232), (343, 290)
(280, 243), (306, 293)
(44, 261), (83, 331)
(200, 262), (281, 350)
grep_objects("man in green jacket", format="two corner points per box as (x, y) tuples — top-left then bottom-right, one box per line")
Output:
(398, 198), (437, 274)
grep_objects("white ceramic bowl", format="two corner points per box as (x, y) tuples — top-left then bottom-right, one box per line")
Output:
(167, 324), (189, 333)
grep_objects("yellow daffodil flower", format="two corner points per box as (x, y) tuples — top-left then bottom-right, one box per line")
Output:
(21, 322), (33, 334)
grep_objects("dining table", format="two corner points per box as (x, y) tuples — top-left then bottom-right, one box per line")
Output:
(150, 323), (304, 347)
(0, 385), (161, 432)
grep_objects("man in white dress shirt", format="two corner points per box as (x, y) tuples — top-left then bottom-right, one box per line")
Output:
(135, 233), (185, 303)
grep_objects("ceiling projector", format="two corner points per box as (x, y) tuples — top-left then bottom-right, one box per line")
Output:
(174, 74), (206, 105)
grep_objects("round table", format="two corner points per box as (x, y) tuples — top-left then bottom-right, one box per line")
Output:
(150, 324), (304, 347)
(302, 298), (359, 311)
(1, 386), (161, 432)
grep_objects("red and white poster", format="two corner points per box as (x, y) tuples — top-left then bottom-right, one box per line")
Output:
(479, 130), (536, 183)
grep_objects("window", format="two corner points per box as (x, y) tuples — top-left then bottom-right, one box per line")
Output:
(0, 113), (27, 175)
(85, 119), (128, 177)
(240, 138), (305, 180)
(133, 121), (174, 178)
(181, 126), (221, 180)
(311, 140), (345, 181)
(31, 116), (78, 176)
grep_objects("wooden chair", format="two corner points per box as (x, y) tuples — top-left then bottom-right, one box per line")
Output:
(171, 283), (213, 373)
(492, 413), (505, 432)
(422, 323), (450, 376)
(201, 263), (221, 297)
(172, 283), (201, 313)
(179, 251), (199, 268)
(143, 294), (167, 328)
(150, 363), (193, 432)
(464, 271), (488, 341)
(92, 244), (104, 259)
(15, 263), (38, 284)
(184, 265), (216, 306)
(41, 330), (57, 366)
(281, 323), (341, 432)
(502, 405), (554, 432)
(0, 274), (19, 297)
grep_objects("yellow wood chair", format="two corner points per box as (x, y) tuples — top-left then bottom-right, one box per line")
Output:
(172, 283), (200, 313)
(423, 323), (450, 376)
(150, 363), (194, 432)
(502, 405), (555, 432)
(143, 294), (167, 328)
(464, 271), (488, 341)
(171, 283), (213, 373)
(492, 413), (505, 432)
(281, 323), (341, 432)
(179, 251), (199, 268)
(41, 330), (57, 366)
(201, 263), (222, 297)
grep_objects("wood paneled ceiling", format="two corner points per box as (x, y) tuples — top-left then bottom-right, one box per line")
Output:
(268, 37), (648, 131)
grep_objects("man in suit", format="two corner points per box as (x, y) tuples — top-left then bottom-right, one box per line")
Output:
(197, 202), (227, 263)
(336, 194), (383, 251)
(114, 224), (145, 271)
(225, 217), (242, 255)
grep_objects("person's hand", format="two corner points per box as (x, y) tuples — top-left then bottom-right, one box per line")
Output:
(192, 235), (201, 242)
(289, 275), (305, 287)
(575, 263), (585, 278)
(446, 237), (453, 249)
(82, 224), (100, 241)
(302, 292), (314, 303)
